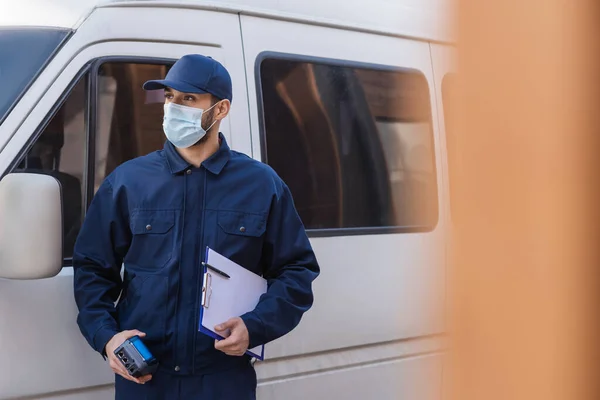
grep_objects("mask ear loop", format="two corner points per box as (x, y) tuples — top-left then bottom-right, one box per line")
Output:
(205, 119), (219, 132)
(200, 101), (222, 132)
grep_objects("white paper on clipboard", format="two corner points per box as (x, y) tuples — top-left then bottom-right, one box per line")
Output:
(198, 247), (267, 359)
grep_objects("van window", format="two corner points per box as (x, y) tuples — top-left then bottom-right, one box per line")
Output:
(0, 28), (70, 125)
(258, 57), (438, 233)
(94, 62), (171, 191)
(14, 76), (88, 259)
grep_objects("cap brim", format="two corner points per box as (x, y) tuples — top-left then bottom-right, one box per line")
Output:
(142, 79), (210, 95)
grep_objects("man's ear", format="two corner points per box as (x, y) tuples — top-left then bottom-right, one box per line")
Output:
(215, 99), (231, 121)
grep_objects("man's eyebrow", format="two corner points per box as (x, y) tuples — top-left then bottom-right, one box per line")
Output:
(164, 88), (173, 93)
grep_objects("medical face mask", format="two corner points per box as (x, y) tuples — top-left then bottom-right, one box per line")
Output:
(162, 102), (219, 148)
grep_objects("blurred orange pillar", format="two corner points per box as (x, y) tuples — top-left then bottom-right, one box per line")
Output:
(448, 1), (600, 399)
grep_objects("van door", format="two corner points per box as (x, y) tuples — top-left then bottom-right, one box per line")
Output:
(0, 6), (248, 399)
(241, 17), (446, 400)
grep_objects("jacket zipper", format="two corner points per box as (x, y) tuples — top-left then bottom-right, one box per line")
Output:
(172, 173), (187, 369)
(192, 170), (208, 373)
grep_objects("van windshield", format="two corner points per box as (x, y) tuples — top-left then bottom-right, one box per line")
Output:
(0, 28), (70, 125)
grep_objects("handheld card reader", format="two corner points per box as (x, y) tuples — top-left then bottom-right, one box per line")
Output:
(114, 335), (159, 378)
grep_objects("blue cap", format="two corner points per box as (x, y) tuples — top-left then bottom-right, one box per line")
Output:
(143, 54), (232, 102)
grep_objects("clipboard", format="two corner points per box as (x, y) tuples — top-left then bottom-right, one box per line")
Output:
(198, 247), (267, 360)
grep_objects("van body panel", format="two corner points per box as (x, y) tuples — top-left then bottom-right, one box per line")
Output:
(2, 0), (454, 44)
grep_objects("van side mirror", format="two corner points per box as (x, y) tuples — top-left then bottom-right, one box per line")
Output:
(0, 173), (63, 279)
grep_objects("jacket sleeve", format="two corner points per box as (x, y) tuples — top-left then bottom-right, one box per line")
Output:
(241, 182), (320, 348)
(73, 177), (131, 357)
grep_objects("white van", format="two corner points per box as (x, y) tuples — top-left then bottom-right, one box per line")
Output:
(0, 0), (455, 398)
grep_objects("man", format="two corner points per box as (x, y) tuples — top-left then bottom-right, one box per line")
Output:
(73, 54), (320, 399)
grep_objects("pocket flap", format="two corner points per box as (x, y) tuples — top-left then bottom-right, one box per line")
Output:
(131, 211), (175, 235)
(218, 211), (266, 237)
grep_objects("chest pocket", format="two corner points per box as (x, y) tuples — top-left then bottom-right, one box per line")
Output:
(126, 210), (176, 270)
(217, 211), (266, 269)
(218, 211), (266, 237)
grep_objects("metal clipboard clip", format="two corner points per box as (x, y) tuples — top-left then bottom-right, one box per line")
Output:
(201, 272), (212, 309)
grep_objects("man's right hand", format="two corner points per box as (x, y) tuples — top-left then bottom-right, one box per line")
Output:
(105, 330), (153, 385)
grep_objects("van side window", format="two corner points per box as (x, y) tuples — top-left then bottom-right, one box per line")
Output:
(14, 76), (88, 259)
(258, 57), (438, 232)
(93, 62), (171, 191)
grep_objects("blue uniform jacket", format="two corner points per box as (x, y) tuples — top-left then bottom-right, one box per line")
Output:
(73, 134), (320, 375)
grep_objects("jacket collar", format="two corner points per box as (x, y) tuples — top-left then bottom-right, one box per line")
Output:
(163, 132), (231, 175)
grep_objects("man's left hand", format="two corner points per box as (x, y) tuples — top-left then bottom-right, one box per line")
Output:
(214, 317), (250, 356)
